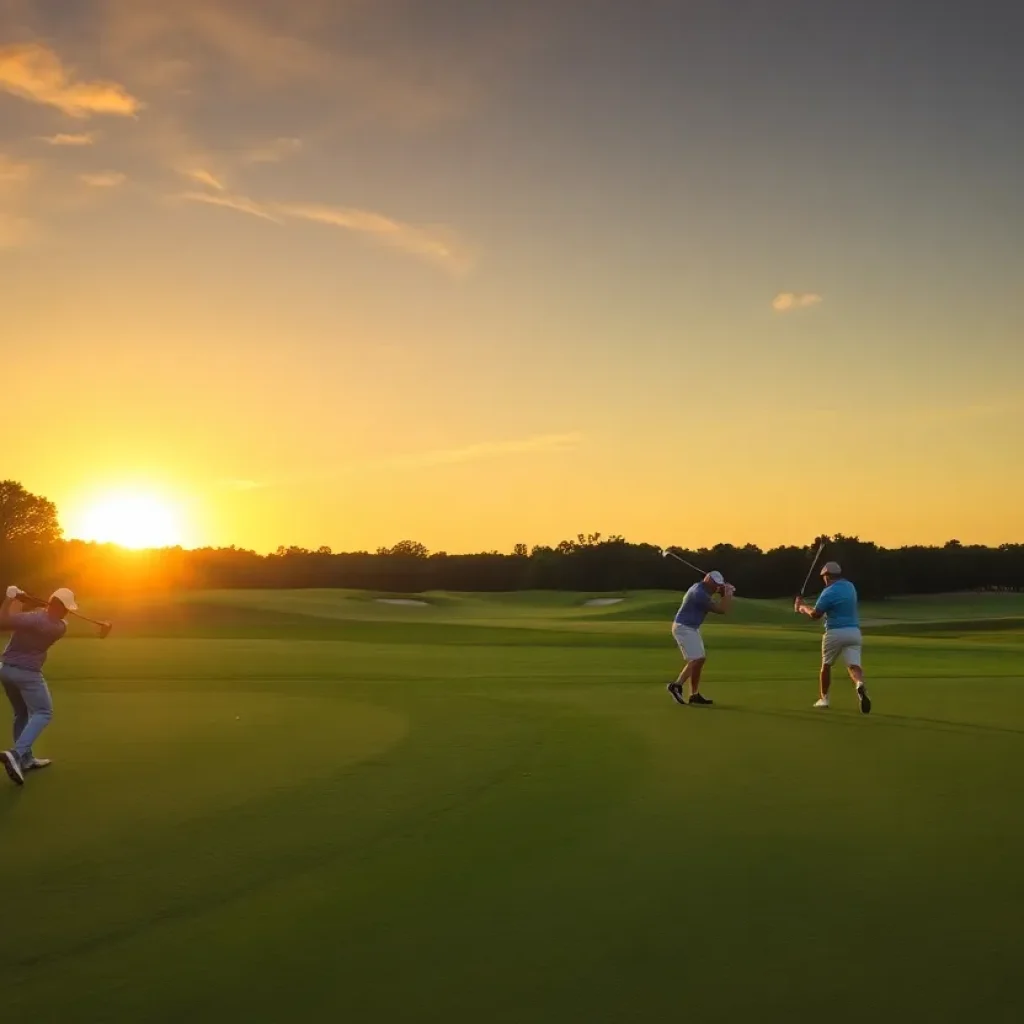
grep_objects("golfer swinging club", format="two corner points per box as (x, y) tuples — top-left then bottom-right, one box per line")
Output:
(668, 571), (734, 706)
(0, 585), (77, 785)
(794, 561), (872, 713)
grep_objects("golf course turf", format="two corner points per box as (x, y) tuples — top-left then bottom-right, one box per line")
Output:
(2, 590), (1022, 1022)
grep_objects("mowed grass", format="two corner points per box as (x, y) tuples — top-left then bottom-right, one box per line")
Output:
(2, 590), (1023, 1023)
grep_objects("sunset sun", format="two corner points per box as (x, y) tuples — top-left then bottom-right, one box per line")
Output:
(70, 492), (186, 550)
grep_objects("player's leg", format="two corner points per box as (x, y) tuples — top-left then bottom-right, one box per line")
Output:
(691, 658), (704, 693)
(2, 674), (28, 747)
(668, 655), (697, 703)
(674, 628), (712, 704)
(816, 633), (839, 707)
(674, 659), (695, 688)
(10, 671), (53, 768)
(842, 633), (870, 713)
(689, 653), (713, 705)
(1, 670), (32, 784)
(668, 628), (704, 705)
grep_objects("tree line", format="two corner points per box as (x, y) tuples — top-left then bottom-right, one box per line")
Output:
(2, 481), (1023, 599)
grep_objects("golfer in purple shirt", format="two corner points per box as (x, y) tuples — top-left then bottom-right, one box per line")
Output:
(0, 585), (77, 785)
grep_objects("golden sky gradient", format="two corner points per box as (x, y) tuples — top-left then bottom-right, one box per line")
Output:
(3, 1), (1023, 552)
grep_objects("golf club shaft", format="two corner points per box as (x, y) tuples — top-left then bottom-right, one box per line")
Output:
(21, 592), (106, 629)
(799, 542), (826, 596)
(664, 550), (708, 576)
(72, 609), (107, 629)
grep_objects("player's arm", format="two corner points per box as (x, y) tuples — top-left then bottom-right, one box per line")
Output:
(0, 586), (33, 629)
(1, 587), (20, 628)
(794, 595), (825, 619)
(708, 585), (735, 615)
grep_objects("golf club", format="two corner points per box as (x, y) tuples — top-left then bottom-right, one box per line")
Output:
(660, 548), (709, 576)
(17, 591), (113, 638)
(798, 541), (827, 599)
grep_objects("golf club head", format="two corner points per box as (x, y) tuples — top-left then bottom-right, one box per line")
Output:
(97, 621), (112, 639)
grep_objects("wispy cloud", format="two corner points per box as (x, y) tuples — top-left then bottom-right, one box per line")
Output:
(0, 43), (142, 118)
(772, 292), (823, 312)
(401, 432), (584, 467)
(243, 137), (302, 164)
(177, 188), (473, 274)
(99, 0), (484, 129)
(177, 190), (284, 223)
(218, 478), (266, 492)
(38, 132), (96, 147)
(280, 202), (474, 276)
(217, 432), (583, 493)
(80, 170), (126, 187)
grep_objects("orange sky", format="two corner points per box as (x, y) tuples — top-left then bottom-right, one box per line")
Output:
(4, 1), (1023, 553)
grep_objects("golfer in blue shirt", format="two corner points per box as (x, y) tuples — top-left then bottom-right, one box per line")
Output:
(795, 562), (871, 713)
(668, 571), (734, 706)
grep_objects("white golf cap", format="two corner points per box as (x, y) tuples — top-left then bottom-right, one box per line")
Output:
(50, 587), (78, 611)
(820, 561), (842, 577)
(707, 570), (725, 585)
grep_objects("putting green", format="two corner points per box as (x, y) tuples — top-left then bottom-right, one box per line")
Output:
(2, 591), (1022, 1023)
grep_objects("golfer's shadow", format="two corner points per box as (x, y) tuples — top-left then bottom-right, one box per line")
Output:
(714, 702), (1024, 739)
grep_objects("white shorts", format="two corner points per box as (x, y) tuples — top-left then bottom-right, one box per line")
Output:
(822, 627), (863, 667)
(672, 624), (706, 661)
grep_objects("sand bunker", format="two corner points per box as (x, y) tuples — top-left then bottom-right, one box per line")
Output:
(583, 598), (625, 607)
(376, 599), (429, 607)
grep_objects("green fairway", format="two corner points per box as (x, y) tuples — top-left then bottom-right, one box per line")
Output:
(3, 590), (1023, 1023)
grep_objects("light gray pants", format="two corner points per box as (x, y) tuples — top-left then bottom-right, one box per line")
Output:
(0, 664), (53, 766)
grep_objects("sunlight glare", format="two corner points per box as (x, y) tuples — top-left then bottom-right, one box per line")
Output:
(70, 492), (186, 549)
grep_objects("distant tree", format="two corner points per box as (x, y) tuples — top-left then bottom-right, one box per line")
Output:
(0, 481), (61, 547)
(377, 540), (429, 558)
(13, 509), (1021, 597)
(0, 481), (62, 577)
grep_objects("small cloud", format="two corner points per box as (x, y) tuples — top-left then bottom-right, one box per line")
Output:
(181, 168), (225, 191)
(772, 292), (823, 312)
(39, 133), (95, 146)
(244, 137), (302, 164)
(80, 171), (126, 187)
(177, 190), (283, 223)
(0, 43), (142, 118)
